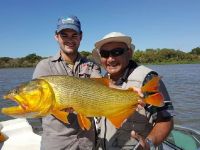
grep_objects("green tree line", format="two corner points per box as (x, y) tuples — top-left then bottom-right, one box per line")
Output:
(0, 53), (43, 68)
(133, 47), (200, 64)
(0, 47), (200, 68)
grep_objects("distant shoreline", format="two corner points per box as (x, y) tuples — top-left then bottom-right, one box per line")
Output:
(0, 61), (200, 69)
(1, 48), (200, 68)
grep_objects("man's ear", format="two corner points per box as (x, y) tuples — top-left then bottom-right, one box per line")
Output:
(54, 34), (59, 41)
(128, 48), (133, 59)
(79, 32), (83, 41)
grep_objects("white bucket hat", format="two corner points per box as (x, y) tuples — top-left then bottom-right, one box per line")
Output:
(92, 32), (135, 64)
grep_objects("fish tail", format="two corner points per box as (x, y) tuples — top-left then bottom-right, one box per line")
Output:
(144, 93), (164, 107)
(142, 76), (164, 107)
(141, 76), (160, 93)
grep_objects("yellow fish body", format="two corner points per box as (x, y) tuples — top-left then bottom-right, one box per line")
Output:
(1, 75), (163, 130)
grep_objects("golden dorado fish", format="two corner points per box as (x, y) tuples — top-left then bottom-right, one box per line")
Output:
(1, 75), (163, 130)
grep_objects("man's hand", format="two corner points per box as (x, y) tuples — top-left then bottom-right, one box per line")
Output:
(131, 131), (151, 150)
(131, 88), (152, 149)
(132, 87), (143, 97)
(132, 87), (146, 109)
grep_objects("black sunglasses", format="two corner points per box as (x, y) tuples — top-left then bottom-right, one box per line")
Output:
(99, 48), (128, 58)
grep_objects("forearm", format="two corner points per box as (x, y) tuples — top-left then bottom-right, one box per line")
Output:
(147, 118), (174, 146)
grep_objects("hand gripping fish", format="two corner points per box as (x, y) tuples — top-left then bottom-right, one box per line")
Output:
(1, 75), (164, 130)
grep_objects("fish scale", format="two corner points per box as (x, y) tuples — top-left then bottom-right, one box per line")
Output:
(41, 76), (140, 116)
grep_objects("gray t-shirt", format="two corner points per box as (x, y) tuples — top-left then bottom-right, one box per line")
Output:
(32, 51), (101, 150)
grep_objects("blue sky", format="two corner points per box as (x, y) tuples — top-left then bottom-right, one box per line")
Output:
(0, 0), (200, 58)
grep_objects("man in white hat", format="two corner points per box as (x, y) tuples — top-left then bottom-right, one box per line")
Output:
(92, 32), (174, 150)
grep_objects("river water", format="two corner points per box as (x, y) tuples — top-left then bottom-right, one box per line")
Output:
(0, 64), (200, 131)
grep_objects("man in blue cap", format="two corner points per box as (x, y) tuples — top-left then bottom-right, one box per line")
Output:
(33, 15), (101, 150)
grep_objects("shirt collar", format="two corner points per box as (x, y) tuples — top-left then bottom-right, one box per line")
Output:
(50, 50), (82, 63)
(50, 51), (62, 62)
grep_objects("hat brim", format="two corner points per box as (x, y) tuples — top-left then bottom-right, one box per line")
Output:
(95, 36), (132, 50)
(57, 24), (81, 33)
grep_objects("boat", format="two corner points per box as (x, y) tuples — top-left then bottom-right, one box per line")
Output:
(0, 119), (41, 150)
(0, 119), (200, 150)
(163, 125), (200, 150)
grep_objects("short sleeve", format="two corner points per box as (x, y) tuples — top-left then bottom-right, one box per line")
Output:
(32, 59), (51, 79)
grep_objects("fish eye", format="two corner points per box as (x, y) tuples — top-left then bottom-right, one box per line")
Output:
(12, 89), (18, 94)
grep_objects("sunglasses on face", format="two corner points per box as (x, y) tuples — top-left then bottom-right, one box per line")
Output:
(99, 48), (128, 58)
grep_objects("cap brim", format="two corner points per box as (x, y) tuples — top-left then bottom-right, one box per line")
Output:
(57, 24), (81, 33)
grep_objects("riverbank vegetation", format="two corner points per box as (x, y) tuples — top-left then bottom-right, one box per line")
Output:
(0, 47), (200, 68)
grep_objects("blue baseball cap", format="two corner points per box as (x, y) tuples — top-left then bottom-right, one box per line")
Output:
(56, 16), (82, 33)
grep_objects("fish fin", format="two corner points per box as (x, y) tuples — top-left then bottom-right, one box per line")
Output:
(144, 93), (164, 107)
(107, 108), (134, 128)
(0, 133), (8, 143)
(77, 114), (91, 130)
(141, 76), (160, 93)
(90, 77), (110, 86)
(52, 110), (69, 124)
(127, 87), (135, 91)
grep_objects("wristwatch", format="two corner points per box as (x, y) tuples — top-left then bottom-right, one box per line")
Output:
(145, 138), (155, 150)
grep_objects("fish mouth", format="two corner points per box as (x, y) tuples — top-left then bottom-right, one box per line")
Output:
(1, 95), (28, 116)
